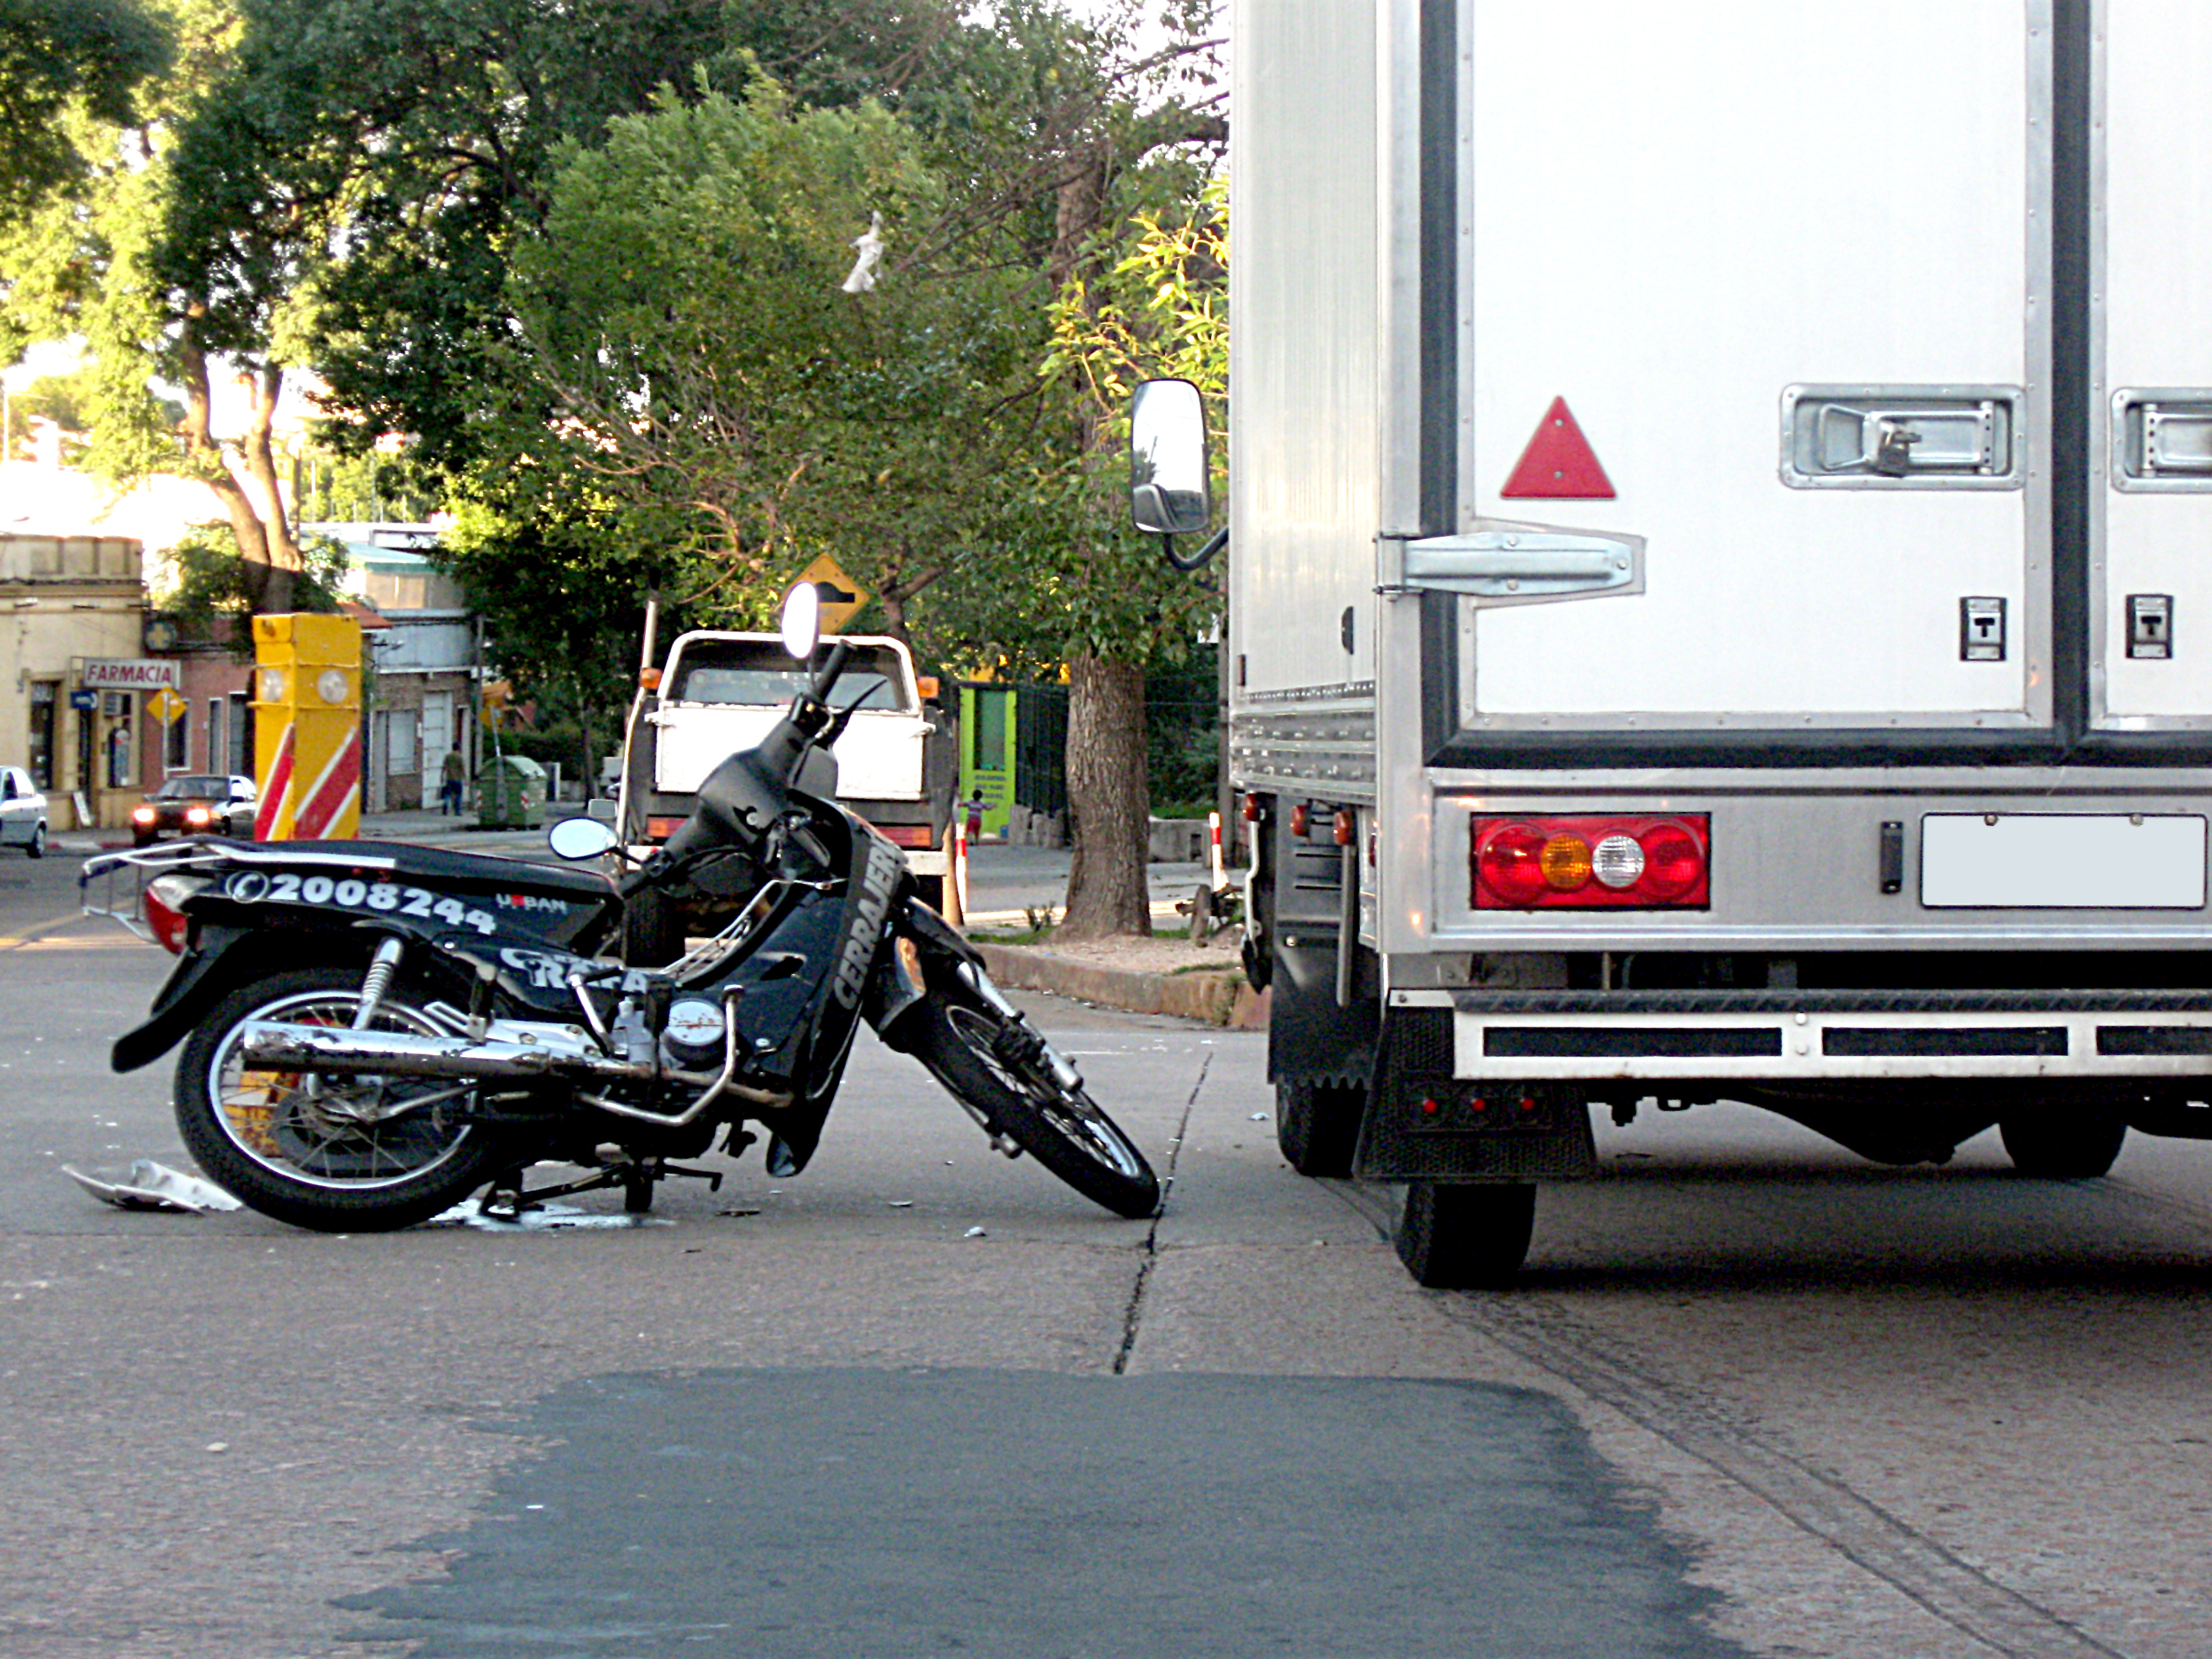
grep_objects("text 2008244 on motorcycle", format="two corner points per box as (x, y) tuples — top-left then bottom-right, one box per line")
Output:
(79, 585), (1159, 1231)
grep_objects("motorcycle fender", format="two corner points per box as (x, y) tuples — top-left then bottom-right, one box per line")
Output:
(869, 898), (980, 1050)
(110, 926), (259, 1073)
(861, 931), (926, 1035)
(901, 897), (983, 968)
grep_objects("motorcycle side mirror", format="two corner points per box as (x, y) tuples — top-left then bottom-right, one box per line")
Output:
(547, 816), (620, 861)
(779, 581), (823, 661)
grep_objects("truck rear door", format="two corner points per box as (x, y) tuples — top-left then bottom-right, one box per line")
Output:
(1453, 1), (2052, 745)
(2096, 0), (2212, 733)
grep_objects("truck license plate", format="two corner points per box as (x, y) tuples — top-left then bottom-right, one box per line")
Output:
(1920, 815), (2207, 909)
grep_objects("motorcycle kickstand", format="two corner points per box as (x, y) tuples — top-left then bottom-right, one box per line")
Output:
(478, 1170), (535, 1222)
(621, 1160), (724, 1214)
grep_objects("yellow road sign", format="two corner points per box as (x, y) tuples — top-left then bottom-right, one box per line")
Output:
(798, 553), (869, 634)
(147, 689), (187, 724)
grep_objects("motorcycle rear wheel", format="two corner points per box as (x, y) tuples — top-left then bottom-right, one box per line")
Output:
(175, 965), (511, 1231)
(909, 988), (1160, 1219)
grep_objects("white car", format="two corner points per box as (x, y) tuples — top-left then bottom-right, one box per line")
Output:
(0, 766), (47, 858)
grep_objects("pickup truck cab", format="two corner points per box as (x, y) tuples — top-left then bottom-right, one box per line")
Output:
(615, 630), (956, 961)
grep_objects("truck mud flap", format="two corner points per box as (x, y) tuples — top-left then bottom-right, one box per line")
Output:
(1267, 928), (1378, 1091)
(1353, 1006), (1597, 1183)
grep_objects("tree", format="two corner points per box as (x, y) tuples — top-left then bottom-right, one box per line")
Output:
(483, 78), (1052, 638)
(1028, 173), (1226, 937)
(0, 0), (327, 609)
(162, 520), (348, 649)
(0, 0), (171, 225)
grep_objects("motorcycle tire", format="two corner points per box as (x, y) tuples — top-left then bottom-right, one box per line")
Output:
(174, 964), (513, 1232)
(619, 884), (687, 968)
(908, 987), (1160, 1220)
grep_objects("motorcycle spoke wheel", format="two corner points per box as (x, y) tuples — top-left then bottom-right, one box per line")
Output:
(176, 966), (510, 1231)
(914, 995), (1159, 1219)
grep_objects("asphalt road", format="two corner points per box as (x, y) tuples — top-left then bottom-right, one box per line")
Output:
(4, 845), (2212, 1658)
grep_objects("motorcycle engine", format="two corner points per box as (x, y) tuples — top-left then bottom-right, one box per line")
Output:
(659, 998), (727, 1070)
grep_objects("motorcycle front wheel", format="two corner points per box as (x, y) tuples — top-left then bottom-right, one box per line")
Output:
(175, 965), (512, 1231)
(908, 979), (1160, 1219)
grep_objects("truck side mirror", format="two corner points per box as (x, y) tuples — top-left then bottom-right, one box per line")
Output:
(1129, 378), (1211, 536)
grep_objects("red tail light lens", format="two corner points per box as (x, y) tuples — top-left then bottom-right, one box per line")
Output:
(143, 873), (208, 954)
(1473, 815), (1710, 909)
(1477, 823), (1551, 905)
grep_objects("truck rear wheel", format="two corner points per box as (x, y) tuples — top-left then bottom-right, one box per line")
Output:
(1393, 1181), (1535, 1289)
(2000, 1110), (2127, 1179)
(1276, 1080), (1363, 1178)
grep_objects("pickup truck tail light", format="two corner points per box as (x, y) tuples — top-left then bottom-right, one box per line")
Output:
(1473, 815), (1710, 909)
(876, 823), (937, 849)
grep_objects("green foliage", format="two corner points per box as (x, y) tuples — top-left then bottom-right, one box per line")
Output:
(941, 169), (1226, 675)
(1145, 644), (1219, 817)
(0, 0), (226, 480)
(430, 491), (663, 780)
(487, 76), (1047, 636)
(0, 0), (172, 226)
(163, 520), (348, 651)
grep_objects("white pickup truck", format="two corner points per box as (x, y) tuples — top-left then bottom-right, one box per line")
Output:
(615, 630), (956, 961)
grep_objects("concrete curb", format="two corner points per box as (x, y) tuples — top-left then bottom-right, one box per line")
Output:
(970, 940), (1270, 1030)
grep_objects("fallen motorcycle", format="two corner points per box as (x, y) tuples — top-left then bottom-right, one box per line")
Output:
(81, 585), (1158, 1231)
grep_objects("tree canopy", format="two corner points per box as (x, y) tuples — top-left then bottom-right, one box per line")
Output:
(0, 0), (171, 225)
(0, 0), (1229, 932)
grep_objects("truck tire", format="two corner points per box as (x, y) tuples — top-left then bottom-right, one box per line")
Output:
(1393, 1181), (1536, 1289)
(1276, 1080), (1363, 1177)
(619, 885), (687, 968)
(2000, 1110), (2127, 1179)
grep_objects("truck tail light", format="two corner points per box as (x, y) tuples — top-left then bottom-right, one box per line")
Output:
(646, 816), (685, 842)
(1472, 815), (1710, 909)
(877, 823), (936, 849)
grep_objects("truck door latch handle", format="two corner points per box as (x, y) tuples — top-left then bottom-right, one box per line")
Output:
(1393, 529), (1642, 601)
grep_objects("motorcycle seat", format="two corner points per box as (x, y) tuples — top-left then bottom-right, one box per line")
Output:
(299, 840), (615, 901)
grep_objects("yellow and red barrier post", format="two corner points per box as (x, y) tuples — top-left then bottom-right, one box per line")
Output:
(251, 613), (363, 840)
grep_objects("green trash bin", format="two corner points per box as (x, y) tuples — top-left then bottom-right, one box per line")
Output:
(477, 754), (547, 830)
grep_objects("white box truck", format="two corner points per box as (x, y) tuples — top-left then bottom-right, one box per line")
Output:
(1201, 0), (2212, 1284)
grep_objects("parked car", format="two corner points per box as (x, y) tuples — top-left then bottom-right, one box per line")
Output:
(131, 774), (256, 846)
(0, 766), (46, 858)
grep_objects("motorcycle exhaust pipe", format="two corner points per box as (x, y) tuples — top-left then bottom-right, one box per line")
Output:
(239, 1020), (644, 1085)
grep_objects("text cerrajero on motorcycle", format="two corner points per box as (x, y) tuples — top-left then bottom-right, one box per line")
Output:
(83, 583), (1159, 1231)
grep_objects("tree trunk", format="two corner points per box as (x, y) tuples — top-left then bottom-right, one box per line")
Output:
(178, 322), (300, 614)
(1057, 650), (1151, 938)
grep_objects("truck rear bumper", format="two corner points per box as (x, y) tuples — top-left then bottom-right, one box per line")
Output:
(1395, 987), (2212, 1082)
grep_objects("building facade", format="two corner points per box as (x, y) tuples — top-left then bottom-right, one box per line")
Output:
(0, 533), (161, 830)
(306, 523), (478, 813)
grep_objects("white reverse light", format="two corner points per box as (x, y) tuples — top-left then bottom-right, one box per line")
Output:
(1591, 833), (1645, 890)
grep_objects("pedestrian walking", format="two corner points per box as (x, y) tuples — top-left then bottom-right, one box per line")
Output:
(440, 747), (466, 815)
(963, 788), (987, 840)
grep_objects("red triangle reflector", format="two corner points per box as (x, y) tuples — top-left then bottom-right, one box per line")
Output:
(1500, 396), (1615, 499)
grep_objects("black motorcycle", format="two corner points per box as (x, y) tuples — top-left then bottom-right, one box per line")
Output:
(81, 586), (1158, 1232)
